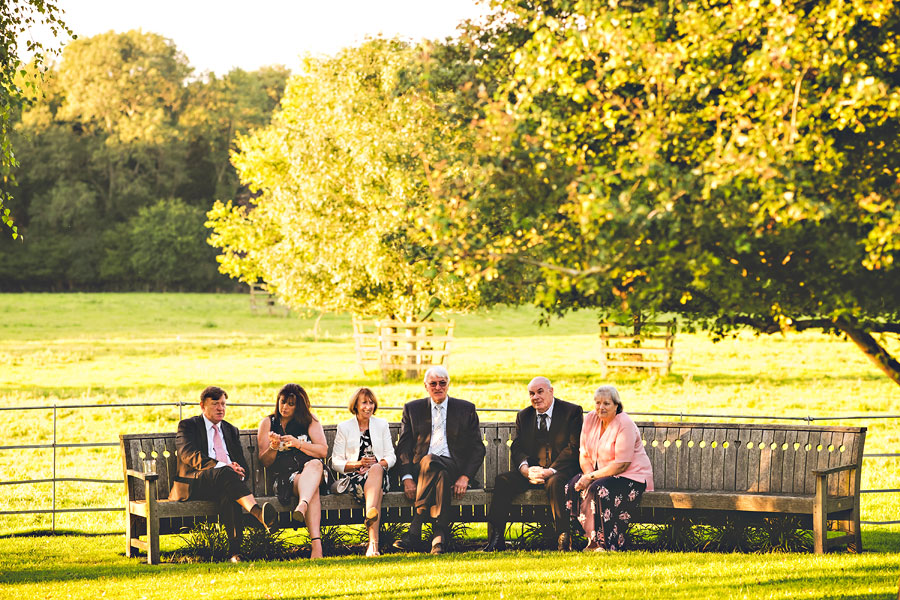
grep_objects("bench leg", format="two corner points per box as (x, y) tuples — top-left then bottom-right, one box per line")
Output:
(145, 478), (160, 565)
(813, 474), (827, 554)
(125, 512), (138, 558)
(848, 496), (862, 554)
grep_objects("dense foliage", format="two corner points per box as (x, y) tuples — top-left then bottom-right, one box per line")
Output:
(0, 30), (288, 290)
(1, 0), (72, 238)
(207, 39), (484, 319)
(419, 0), (900, 383)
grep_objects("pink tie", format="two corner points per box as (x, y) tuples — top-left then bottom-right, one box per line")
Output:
(212, 424), (229, 463)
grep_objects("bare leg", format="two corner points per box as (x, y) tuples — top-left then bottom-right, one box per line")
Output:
(307, 490), (322, 558)
(293, 460), (324, 513)
(364, 464), (384, 555)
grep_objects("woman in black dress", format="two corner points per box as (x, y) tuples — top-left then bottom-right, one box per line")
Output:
(258, 383), (328, 558)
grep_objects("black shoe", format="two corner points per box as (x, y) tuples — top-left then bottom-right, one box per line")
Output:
(481, 525), (506, 552)
(430, 542), (444, 555)
(393, 533), (422, 552)
(557, 531), (572, 551)
(260, 501), (277, 533)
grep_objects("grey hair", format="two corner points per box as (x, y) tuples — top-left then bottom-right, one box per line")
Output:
(424, 365), (450, 384)
(594, 385), (623, 413)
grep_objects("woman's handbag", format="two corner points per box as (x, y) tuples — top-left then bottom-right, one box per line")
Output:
(330, 475), (351, 495)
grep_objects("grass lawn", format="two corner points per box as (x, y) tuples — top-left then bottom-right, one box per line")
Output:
(0, 534), (897, 600)
(0, 293), (897, 598)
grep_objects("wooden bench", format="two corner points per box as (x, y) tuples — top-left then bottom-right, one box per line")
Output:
(120, 420), (865, 563)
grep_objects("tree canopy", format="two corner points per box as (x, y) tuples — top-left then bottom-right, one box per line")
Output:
(1, 0), (72, 238)
(0, 29), (288, 290)
(207, 39), (483, 319)
(418, 0), (900, 383)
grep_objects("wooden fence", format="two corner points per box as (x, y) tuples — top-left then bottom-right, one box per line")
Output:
(352, 319), (454, 379)
(599, 319), (676, 375)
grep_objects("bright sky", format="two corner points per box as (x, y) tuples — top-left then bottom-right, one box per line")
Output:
(23, 0), (490, 75)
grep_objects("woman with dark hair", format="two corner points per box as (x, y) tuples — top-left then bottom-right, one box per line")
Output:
(565, 385), (653, 552)
(258, 383), (328, 558)
(331, 387), (395, 556)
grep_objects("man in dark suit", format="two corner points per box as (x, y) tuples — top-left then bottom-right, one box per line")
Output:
(171, 385), (275, 562)
(393, 366), (486, 554)
(482, 376), (583, 551)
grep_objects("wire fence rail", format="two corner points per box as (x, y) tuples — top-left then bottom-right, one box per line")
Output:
(1, 402), (898, 530)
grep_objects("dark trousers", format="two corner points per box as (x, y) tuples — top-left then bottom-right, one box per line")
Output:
(190, 466), (252, 555)
(412, 454), (460, 529)
(488, 468), (572, 533)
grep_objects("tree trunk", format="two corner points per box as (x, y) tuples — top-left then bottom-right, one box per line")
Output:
(835, 321), (900, 387)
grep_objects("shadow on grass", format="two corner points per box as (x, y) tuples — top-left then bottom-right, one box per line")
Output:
(0, 530), (118, 539)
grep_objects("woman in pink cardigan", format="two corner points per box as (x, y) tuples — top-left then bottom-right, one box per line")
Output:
(566, 385), (654, 551)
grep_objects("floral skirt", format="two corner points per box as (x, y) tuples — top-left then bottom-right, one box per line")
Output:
(565, 473), (646, 551)
(345, 467), (390, 505)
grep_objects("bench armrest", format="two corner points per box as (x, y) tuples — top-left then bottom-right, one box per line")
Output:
(126, 468), (159, 482)
(812, 463), (856, 477)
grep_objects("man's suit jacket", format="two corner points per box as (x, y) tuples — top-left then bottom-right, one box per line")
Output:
(510, 398), (582, 475)
(169, 414), (248, 500)
(396, 396), (486, 483)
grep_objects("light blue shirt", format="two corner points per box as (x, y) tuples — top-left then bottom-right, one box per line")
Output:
(428, 399), (451, 458)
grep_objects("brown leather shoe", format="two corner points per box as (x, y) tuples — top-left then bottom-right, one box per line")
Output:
(557, 531), (572, 551)
(430, 542), (444, 555)
(229, 554), (243, 563)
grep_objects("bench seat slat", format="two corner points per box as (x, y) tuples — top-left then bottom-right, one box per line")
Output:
(640, 491), (855, 513)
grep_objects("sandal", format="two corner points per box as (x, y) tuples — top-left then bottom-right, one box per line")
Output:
(292, 499), (308, 523)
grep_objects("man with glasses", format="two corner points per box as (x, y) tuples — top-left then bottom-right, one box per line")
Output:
(394, 366), (485, 554)
(481, 376), (582, 552)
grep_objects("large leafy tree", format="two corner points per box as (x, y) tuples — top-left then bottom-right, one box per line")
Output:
(424, 0), (900, 384)
(1, 30), (288, 290)
(1, 0), (71, 238)
(207, 39), (482, 319)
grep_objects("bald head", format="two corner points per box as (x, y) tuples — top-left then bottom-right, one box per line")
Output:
(527, 377), (553, 413)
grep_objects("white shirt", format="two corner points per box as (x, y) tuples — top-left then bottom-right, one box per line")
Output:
(202, 414), (231, 468)
(519, 399), (556, 472)
(402, 399), (452, 482)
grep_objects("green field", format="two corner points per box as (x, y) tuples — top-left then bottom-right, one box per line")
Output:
(0, 293), (898, 598)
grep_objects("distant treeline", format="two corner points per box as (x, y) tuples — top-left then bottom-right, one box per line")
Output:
(0, 30), (288, 291)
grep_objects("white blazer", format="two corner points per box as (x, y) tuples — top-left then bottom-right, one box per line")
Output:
(331, 415), (397, 474)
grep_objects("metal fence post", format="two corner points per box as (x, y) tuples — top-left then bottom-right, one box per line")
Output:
(52, 403), (57, 534)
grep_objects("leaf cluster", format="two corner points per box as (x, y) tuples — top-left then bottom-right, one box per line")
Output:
(207, 38), (485, 319)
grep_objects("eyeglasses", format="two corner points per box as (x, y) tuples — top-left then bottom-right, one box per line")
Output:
(427, 380), (448, 389)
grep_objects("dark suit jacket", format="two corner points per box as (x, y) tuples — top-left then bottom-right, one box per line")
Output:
(396, 396), (486, 483)
(169, 414), (248, 500)
(510, 398), (582, 475)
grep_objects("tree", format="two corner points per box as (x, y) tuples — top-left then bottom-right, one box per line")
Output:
(180, 66), (290, 201)
(123, 198), (222, 290)
(424, 0), (900, 384)
(1, 30), (287, 291)
(1, 0), (71, 238)
(207, 39), (481, 319)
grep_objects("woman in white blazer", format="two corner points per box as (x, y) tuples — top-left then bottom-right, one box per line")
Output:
(331, 387), (396, 556)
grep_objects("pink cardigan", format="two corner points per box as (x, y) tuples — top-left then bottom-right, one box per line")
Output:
(581, 411), (654, 490)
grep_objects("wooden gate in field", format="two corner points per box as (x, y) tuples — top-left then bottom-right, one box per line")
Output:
(352, 318), (454, 379)
(599, 318), (676, 375)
